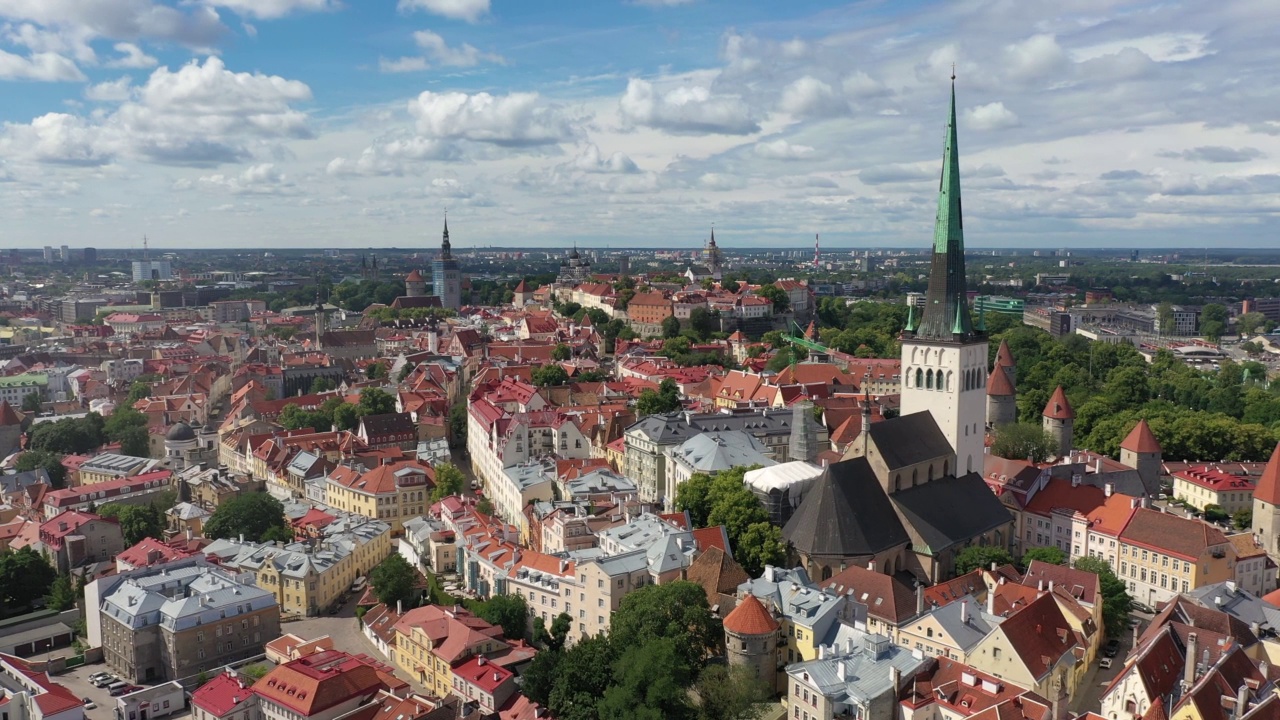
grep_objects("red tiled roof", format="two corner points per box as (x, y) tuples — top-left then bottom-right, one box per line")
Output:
(453, 656), (513, 694)
(723, 593), (779, 635)
(1121, 419), (1162, 454)
(986, 366), (1015, 397)
(253, 650), (382, 717)
(1252, 443), (1280, 506)
(0, 400), (23, 426)
(821, 565), (916, 624)
(995, 339), (1015, 368)
(1119, 508), (1229, 562)
(194, 670), (257, 717)
(1042, 386), (1074, 420)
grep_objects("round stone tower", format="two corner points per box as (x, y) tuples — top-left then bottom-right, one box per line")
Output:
(723, 593), (781, 694)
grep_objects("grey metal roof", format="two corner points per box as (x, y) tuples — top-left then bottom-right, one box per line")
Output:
(889, 473), (1015, 554)
(866, 412), (954, 471)
(924, 594), (1003, 652)
(788, 633), (928, 708)
(101, 563), (275, 631)
(783, 458), (911, 558)
(666, 431), (775, 474)
(1186, 582), (1280, 630)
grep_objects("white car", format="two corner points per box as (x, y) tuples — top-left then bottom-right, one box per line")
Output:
(83, 698), (97, 710)
(1099, 658), (1113, 670)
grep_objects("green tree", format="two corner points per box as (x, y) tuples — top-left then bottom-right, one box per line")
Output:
(1203, 504), (1229, 524)
(662, 316), (682, 339)
(260, 525), (296, 544)
(99, 503), (165, 545)
(693, 664), (770, 720)
(636, 378), (682, 416)
(448, 401), (467, 447)
(520, 648), (560, 705)
(0, 547), (58, 611)
(598, 637), (694, 720)
(736, 521), (787, 577)
(27, 416), (101, 455)
(756, 284), (790, 313)
(1233, 508), (1253, 531)
(333, 403), (361, 431)
(15, 450), (67, 489)
(549, 634), (617, 720)
(954, 546), (1014, 575)
(1200, 303), (1228, 340)
(476, 497), (495, 515)
(21, 391), (41, 413)
(204, 493), (291, 542)
(116, 425), (151, 458)
(397, 362), (416, 382)
(1074, 557), (1132, 637)
(1021, 546), (1067, 567)
(532, 365), (570, 387)
(105, 406), (148, 442)
(241, 664), (270, 681)
(552, 344), (572, 361)
(279, 404), (330, 431)
(356, 387), (396, 416)
(310, 376), (336, 393)
(608, 581), (721, 670)
(990, 422), (1056, 462)
(366, 362), (388, 380)
(688, 307), (716, 342)
(370, 553), (417, 609)
(127, 380), (153, 404)
(431, 463), (465, 501)
(478, 593), (529, 640)
(1237, 312), (1267, 337)
(45, 574), (77, 611)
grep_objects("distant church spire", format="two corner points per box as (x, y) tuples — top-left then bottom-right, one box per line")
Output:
(913, 75), (977, 342)
(441, 211), (452, 260)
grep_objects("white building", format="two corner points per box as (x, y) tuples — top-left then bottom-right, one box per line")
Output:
(132, 260), (174, 282)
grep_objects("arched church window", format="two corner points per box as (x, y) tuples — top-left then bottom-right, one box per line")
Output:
(916, 368), (923, 388)
(926, 370), (933, 389)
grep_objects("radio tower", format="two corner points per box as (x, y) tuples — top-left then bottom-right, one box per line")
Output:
(813, 234), (820, 270)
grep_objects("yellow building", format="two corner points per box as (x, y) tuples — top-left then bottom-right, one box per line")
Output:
(1171, 466), (1255, 514)
(1117, 508), (1235, 611)
(896, 596), (1000, 664)
(325, 460), (432, 535)
(969, 592), (1087, 706)
(391, 605), (509, 699)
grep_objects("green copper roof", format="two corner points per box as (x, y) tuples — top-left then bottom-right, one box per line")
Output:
(934, 82), (963, 255)
(951, 296), (966, 335)
(905, 302), (917, 332)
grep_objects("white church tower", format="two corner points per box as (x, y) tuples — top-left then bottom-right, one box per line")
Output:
(900, 77), (989, 476)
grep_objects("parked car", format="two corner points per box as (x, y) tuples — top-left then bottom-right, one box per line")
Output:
(1099, 657), (1113, 670)
(83, 698), (97, 710)
(90, 674), (118, 688)
(1104, 640), (1120, 658)
(87, 672), (112, 686)
(110, 684), (141, 697)
(107, 682), (129, 696)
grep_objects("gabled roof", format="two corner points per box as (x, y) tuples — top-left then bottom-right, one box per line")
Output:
(1119, 508), (1228, 562)
(783, 457), (911, 558)
(1042, 386), (1074, 420)
(865, 411), (953, 470)
(1121, 419), (1162, 454)
(684, 545), (749, 603)
(890, 473), (1015, 554)
(821, 565), (916, 624)
(1251, 443), (1280, 506)
(193, 670), (258, 716)
(995, 592), (1083, 680)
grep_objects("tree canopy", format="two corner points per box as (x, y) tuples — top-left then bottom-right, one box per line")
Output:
(1074, 557), (1132, 637)
(636, 378), (682, 416)
(203, 493), (292, 542)
(98, 503), (165, 546)
(990, 422), (1056, 463)
(0, 547), (58, 613)
(431, 463), (465, 501)
(477, 593), (529, 640)
(370, 553), (417, 609)
(15, 449), (67, 489)
(955, 546), (1014, 575)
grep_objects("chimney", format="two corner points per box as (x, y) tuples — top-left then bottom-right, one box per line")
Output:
(397, 599), (402, 615)
(1237, 682), (1250, 717)
(1105, 483), (1114, 498)
(1185, 633), (1199, 688)
(867, 559), (876, 573)
(1049, 580), (1055, 593)
(960, 600), (969, 625)
(890, 665), (901, 691)
(836, 660), (847, 681)
(916, 583), (925, 616)
(1038, 579), (1044, 592)
(986, 588), (996, 616)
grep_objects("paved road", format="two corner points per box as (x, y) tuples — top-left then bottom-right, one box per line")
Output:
(54, 663), (192, 720)
(1071, 613), (1151, 714)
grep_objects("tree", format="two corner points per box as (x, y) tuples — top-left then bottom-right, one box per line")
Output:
(21, 391), (41, 413)
(598, 637), (694, 720)
(99, 504), (165, 545)
(1233, 508), (1253, 531)
(333, 403), (361, 431)
(637, 378), (682, 416)
(954, 546), (1014, 575)
(662, 316), (682, 339)
(397, 362), (417, 382)
(549, 634), (617, 720)
(608, 581), (721, 670)
(520, 648), (560, 705)
(127, 380), (153, 404)
(736, 522), (787, 577)
(693, 664), (770, 720)
(448, 401), (467, 447)
(1238, 312), (1268, 337)
(1074, 557), (1132, 637)
(990, 422), (1056, 463)
(431, 463), (465, 501)
(241, 664), (270, 681)
(756, 284), (790, 314)
(370, 553), (417, 609)
(204, 493), (291, 542)
(552, 344), (572, 361)
(356, 387), (396, 416)
(532, 365), (570, 387)
(105, 406), (148, 442)
(260, 525), (296, 544)
(27, 416), (101, 455)
(45, 574), (77, 611)
(548, 612), (572, 651)
(116, 425), (151, 458)
(366, 362), (388, 380)
(1021, 546), (1066, 567)
(310, 376), (336, 393)
(476, 498), (495, 516)
(688, 307), (716, 341)
(478, 593), (529, 640)
(1203, 504), (1229, 524)
(15, 450), (67, 489)
(0, 547), (58, 611)
(1200, 303), (1228, 341)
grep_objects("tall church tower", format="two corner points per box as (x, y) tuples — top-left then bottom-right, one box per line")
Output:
(432, 214), (462, 309)
(900, 78), (989, 475)
(1251, 443), (1280, 558)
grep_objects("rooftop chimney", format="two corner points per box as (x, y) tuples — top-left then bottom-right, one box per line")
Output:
(1237, 682), (1250, 718)
(960, 600), (969, 625)
(916, 583), (925, 616)
(1185, 633), (1199, 688)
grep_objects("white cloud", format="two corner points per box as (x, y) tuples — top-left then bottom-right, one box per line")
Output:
(327, 135), (461, 176)
(842, 72), (890, 100)
(106, 42), (157, 68)
(0, 48), (83, 81)
(965, 102), (1020, 130)
(572, 144), (639, 173)
(1004, 34), (1066, 80)
(396, 0), (489, 23)
(202, 0), (339, 20)
(3, 113), (113, 166)
(408, 90), (575, 146)
(778, 76), (844, 118)
(85, 76), (133, 102)
(0, 0), (227, 48)
(698, 172), (745, 191)
(618, 78), (759, 135)
(1070, 33), (1213, 64)
(753, 139), (814, 160)
(199, 162), (295, 193)
(379, 56), (429, 73)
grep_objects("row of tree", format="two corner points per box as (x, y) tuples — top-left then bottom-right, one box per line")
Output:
(276, 388), (398, 433)
(675, 466), (787, 577)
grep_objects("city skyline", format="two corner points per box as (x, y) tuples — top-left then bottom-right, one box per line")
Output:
(0, 0), (1277, 249)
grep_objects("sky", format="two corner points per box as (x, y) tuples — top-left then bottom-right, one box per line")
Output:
(1, 0), (1279, 251)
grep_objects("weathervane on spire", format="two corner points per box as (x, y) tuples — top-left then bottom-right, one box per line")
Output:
(951, 62), (956, 81)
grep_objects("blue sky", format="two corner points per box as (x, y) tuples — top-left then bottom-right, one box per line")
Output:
(1, 0), (1279, 250)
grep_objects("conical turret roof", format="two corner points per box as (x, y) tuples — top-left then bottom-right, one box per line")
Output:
(987, 366), (1015, 397)
(1120, 419), (1161, 454)
(723, 593), (778, 636)
(1042, 386), (1074, 420)
(1253, 443), (1280, 506)
(995, 339), (1015, 368)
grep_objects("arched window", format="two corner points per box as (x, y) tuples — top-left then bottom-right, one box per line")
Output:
(946, 371), (953, 391)
(926, 369), (933, 389)
(912, 469), (918, 486)
(915, 368), (923, 388)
